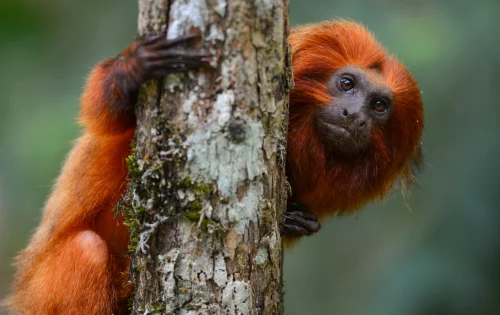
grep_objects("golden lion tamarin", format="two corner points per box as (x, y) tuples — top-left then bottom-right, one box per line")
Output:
(6, 20), (423, 314)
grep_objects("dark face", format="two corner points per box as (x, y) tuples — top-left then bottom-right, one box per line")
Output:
(315, 66), (394, 156)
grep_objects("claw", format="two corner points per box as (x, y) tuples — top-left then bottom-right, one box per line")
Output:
(282, 202), (321, 237)
(133, 33), (211, 80)
(143, 49), (211, 61)
(142, 33), (166, 46)
(148, 34), (202, 50)
(283, 223), (309, 236)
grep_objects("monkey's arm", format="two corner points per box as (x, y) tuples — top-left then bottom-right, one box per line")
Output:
(7, 34), (207, 315)
(80, 34), (207, 135)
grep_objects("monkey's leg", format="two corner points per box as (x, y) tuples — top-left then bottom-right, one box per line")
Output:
(9, 230), (129, 314)
(6, 33), (209, 315)
(282, 202), (321, 237)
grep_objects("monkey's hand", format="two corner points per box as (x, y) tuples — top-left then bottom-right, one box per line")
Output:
(132, 33), (210, 81)
(83, 32), (211, 128)
(282, 202), (321, 237)
(125, 33), (210, 85)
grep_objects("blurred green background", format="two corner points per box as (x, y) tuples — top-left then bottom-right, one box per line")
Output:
(1, 0), (499, 314)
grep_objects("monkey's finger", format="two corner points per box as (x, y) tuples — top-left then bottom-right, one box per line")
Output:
(144, 50), (212, 61)
(285, 209), (318, 222)
(287, 202), (310, 214)
(142, 33), (167, 46)
(283, 213), (321, 230)
(284, 213), (321, 233)
(147, 58), (209, 69)
(149, 34), (201, 50)
(283, 223), (311, 236)
(302, 219), (321, 233)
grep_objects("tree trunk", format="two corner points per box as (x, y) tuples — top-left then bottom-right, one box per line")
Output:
(123, 0), (292, 313)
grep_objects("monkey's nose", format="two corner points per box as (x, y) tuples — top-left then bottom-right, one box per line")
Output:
(341, 108), (367, 129)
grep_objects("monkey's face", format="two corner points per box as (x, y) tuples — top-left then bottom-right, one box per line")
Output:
(315, 66), (394, 155)
(287, 20), (424, 209)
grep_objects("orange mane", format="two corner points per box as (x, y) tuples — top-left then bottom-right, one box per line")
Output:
(287, 20), (424, 217)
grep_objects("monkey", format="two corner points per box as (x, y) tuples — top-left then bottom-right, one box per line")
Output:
(5, 34), (210, 314)
(5, 20), (423, 314)
(282, 20), (423, 239)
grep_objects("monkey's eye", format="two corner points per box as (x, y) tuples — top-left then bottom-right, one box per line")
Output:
(372, 99), (388, 113)
(339, 77), (354, 92)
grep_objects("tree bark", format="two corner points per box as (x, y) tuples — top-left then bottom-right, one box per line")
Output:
(123, 0), (292, 313)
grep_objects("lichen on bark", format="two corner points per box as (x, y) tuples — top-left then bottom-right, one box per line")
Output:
(124, 0), (292, 313)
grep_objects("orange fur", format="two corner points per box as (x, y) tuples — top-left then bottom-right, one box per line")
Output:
(287, 20), (423, 218)
(6, 57), (135, 314)
(6, 19), (423, 314)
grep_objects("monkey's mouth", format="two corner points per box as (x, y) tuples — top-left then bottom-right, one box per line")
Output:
(319, 120), (351, 136)
(316, 118), (352, 138)
(315, 118), (362, 154)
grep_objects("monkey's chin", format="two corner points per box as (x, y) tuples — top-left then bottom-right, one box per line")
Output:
(316, 119), (365, 156)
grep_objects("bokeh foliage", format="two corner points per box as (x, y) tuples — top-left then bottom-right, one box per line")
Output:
(1, 1), (499, 314)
